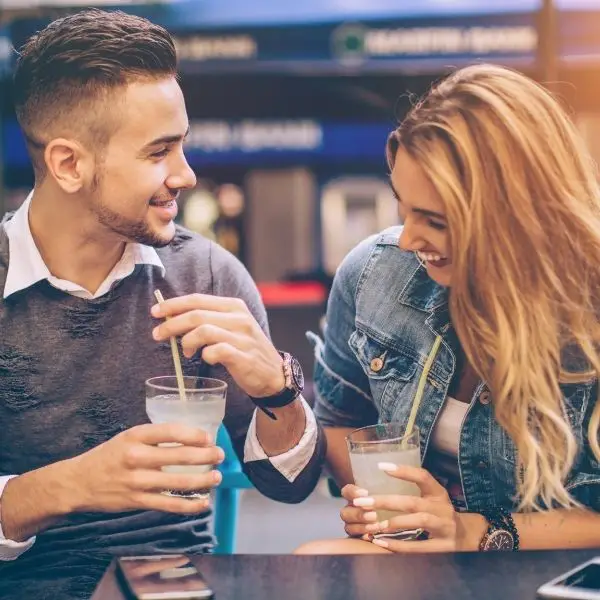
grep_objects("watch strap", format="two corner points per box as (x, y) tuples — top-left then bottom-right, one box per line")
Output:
(479, 508), (519, 551)
(250, 351), (303, 420)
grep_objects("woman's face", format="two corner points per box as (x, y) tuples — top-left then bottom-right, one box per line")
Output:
(390, 147), (453, 287)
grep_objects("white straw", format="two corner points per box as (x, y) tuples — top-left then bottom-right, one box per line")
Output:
(154, 289), (187, 403)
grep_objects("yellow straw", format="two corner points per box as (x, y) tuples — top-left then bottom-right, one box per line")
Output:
(404, 335), (443, 442)
(154, 289), (187, 403)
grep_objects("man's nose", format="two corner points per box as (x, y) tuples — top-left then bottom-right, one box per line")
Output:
(168, 154), (197, 191)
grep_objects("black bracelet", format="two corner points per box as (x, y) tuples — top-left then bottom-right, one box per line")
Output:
(481, 508), (520, 551)
(498, 508), (520, 551)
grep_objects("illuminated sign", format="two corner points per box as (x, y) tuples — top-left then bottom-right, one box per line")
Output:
(174, 35), (257, 61)
(186, 120), (323, 152)
(332, 23), (538, 62)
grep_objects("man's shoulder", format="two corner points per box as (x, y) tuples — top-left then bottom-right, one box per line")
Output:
(157, 226), (256, 297)
(157, 226), (239, 270)
(158, 226), (212, 258)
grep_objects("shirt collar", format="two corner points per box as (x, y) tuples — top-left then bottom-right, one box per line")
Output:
(2, 191), (165, 299)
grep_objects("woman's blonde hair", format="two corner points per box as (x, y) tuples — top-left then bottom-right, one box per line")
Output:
(387, 63), (600, 511)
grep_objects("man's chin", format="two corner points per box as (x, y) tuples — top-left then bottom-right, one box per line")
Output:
(125, 226), (175, 248)
(142, 222), (177, 248)
(147, 232), (176, 248)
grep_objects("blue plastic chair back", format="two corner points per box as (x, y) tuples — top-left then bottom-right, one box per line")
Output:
(214, 425), (253, 554)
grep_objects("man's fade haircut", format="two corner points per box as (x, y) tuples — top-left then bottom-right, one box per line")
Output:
(13, 8), (177, 179)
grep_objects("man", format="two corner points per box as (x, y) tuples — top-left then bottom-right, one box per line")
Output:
(0, 9), (325, 563)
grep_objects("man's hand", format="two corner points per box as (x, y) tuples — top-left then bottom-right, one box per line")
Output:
(151, 294), (284, 398)
(1, 423), (224, 542)
(67, 423), (224, 515)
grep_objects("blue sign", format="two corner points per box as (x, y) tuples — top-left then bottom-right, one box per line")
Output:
(2, 119), (393, 170)
(6, 1), (600, 73)
(184, 120), (392, 166)
(5, 2), (540, 75)
(171, 14), (539, 74)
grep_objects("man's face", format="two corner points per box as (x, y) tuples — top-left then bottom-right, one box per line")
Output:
(88, 77), (197, 247)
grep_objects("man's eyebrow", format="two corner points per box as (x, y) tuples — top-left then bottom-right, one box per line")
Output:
(142, 126), (190, 150)
(388, 177), (446, 220)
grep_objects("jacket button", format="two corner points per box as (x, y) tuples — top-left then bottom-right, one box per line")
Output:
(479, 391), (491, 405)
(477, 461), (488, 470)
(370, 357), (384, 372)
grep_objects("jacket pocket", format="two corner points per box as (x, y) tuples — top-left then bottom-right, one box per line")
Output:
(348, 328), (420, 420)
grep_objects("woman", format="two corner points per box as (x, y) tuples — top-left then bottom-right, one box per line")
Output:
(298, 64), (600, 554)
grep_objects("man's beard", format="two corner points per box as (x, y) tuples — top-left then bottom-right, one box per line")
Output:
(90, 186), (175, 248)
(96, 206), (173, 248)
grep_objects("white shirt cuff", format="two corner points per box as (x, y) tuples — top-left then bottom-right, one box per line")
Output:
(243, 395), (318, 482)
(0, 475), (36, 561)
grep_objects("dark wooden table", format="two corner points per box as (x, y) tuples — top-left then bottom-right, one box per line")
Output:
(91, 550), (600, 600)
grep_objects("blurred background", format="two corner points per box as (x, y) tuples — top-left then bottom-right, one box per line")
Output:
(0, 0), (599, 552)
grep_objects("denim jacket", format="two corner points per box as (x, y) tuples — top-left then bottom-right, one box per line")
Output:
(309, 227), (600, 513)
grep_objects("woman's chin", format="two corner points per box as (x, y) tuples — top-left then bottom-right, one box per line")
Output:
(425, 262), (453, 287)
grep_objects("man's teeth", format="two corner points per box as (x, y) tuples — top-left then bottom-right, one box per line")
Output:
(417, 251), (446, 262)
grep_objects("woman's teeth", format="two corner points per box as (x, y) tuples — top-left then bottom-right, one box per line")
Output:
(417, 251), (446, 263)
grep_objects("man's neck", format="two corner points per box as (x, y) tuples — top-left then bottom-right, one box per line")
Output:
(28, 185), (126, 295)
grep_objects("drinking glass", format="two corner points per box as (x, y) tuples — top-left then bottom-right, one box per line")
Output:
(146, 376), (227, 500)
(347, 423), (421, 522)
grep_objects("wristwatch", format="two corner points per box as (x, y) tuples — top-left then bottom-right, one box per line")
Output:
(250, 351), (304, 420)
(479, 509), (519, 552)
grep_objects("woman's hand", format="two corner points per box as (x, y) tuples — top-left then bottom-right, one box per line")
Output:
(349, 463), (467, 553)
(339, 484), (380, 538)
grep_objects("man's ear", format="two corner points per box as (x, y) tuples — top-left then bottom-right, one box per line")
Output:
(44, 138), (95, 193)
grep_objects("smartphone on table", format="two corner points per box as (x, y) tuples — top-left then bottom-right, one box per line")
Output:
(537, 556), (600, 600)
(117, 554), (214, 600)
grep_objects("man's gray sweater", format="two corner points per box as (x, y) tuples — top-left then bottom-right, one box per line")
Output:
(0, 222), (325, 560)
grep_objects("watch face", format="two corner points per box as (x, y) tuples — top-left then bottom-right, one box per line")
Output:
(485, 530), (514, 551)
(290, 356), (305, 391)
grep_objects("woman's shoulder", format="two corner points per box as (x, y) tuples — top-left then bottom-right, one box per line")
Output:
(335, 226), (420, 288)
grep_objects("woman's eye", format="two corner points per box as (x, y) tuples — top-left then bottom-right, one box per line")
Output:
(429, 220), (447, 231)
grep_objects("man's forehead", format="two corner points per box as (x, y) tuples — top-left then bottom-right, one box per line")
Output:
(117, 78), (188, 139)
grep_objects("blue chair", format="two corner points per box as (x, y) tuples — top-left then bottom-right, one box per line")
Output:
(214, 425), (253, 554)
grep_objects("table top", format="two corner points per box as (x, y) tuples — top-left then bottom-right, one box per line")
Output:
(91, 549), (600, 600)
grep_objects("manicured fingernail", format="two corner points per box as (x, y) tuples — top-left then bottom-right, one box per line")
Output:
(151, 304), (161, 317)
(365, 522), (382, 533)
(377, 462), (398, 472)
(363, 511), (377, 522)
(377, 520), (389, 530)
(372, 538), (389, 548)
(362, 533), (373, 541)
(152, 327), (161, 340)
(215, 449), (225, 463)
(353, 497), (375, 508)
(212, 470), (222, 484)
(355, 488), (369, 497)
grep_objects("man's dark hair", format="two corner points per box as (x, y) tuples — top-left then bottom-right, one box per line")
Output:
(13, 8), (177, 178)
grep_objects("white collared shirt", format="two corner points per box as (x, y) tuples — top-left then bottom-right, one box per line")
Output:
(0, 192), (317, 560)
(2, 192), (165, 300)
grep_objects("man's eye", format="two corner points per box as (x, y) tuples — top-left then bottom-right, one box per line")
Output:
(151, 148), (170, 158)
